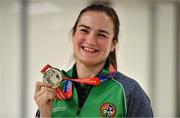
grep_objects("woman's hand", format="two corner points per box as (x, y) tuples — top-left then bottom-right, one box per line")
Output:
(34, 81), (55, 117)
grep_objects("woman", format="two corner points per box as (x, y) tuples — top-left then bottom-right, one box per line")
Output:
(34, 3), (153, 117)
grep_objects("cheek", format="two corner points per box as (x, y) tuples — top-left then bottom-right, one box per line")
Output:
(73, 32), (84, 44)
(72, 36), (78, 52)
(72, 34), (84, 51)
(98, 40), (112, 52)
(72, 33), (79, 45)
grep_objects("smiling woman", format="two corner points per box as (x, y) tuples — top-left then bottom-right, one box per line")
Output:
(34, 3), (153, 117)
(72, 11), (115, 72)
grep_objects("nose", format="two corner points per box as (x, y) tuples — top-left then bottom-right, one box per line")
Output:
(85, 32), (97, 46)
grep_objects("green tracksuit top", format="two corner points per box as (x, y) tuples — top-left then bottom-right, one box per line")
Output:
(35, 61), (153, 117)
(52, 79), (126, 117)
(52, 63), (126, 117)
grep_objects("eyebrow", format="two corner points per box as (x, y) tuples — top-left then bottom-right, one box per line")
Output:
(78, 24), (90, 29)
(78, 24), (110, 35)
(98, 29), (110, 35)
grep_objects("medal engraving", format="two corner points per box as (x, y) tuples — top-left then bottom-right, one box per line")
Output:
(43, 67), (63, 88)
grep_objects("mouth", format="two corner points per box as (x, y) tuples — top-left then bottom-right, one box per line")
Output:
(81, 46), (98, 53)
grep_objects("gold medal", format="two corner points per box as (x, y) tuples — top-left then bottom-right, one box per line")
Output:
(41, 64), (63, 88)
(41, 64), (68, 100)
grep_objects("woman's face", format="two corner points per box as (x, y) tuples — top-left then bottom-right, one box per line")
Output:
(73, 11), (116, 67)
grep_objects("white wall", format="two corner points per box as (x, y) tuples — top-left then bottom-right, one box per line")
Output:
(0, 0), (21, 116)
(153, 3), (177, 116)
(0, 0), (2, 114)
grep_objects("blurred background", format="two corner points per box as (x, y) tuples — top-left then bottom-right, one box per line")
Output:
(0, 0), (180, 117)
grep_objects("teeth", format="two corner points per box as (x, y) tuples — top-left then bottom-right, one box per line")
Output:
(83, 47), (96, 52)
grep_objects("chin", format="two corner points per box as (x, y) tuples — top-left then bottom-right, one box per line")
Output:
(79, 58), (106, 67)
(81, 60), (97, 66)
(75, 55), (105, 67)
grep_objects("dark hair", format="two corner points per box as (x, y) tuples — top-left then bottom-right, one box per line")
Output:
(72, 3), (120, 70)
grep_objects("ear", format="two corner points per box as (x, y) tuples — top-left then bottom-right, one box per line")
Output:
(110, 40), (117, 52)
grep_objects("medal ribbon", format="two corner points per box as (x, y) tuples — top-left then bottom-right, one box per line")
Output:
(58, 64), (116, 100)
(63, 64), (115, 85)
(41, 64), (116, 100)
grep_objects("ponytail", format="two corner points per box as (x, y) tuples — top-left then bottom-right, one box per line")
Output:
(108, 49), (117, 70)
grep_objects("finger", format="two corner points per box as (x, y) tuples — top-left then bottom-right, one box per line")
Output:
(35, 90), (54, 105)
(35, 81), (50, 93)
(44, 91), (55, 101)
(35, 87), (54, 99)
(36, 91), (55, 106)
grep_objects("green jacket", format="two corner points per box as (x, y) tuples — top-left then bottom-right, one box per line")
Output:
(36, 62), (153, 117)
(52, 75), (126, 117)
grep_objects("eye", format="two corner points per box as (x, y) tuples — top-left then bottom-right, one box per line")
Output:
(80, 29), (89, 33)
(98, 33), (107, 38)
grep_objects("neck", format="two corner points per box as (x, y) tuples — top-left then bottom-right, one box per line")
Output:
(75, 61), (106, 79)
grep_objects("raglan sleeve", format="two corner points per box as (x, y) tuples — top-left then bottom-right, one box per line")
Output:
(126, 81), (153, 117)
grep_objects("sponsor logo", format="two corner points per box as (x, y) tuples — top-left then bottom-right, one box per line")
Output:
(100, 102), (116, 117)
